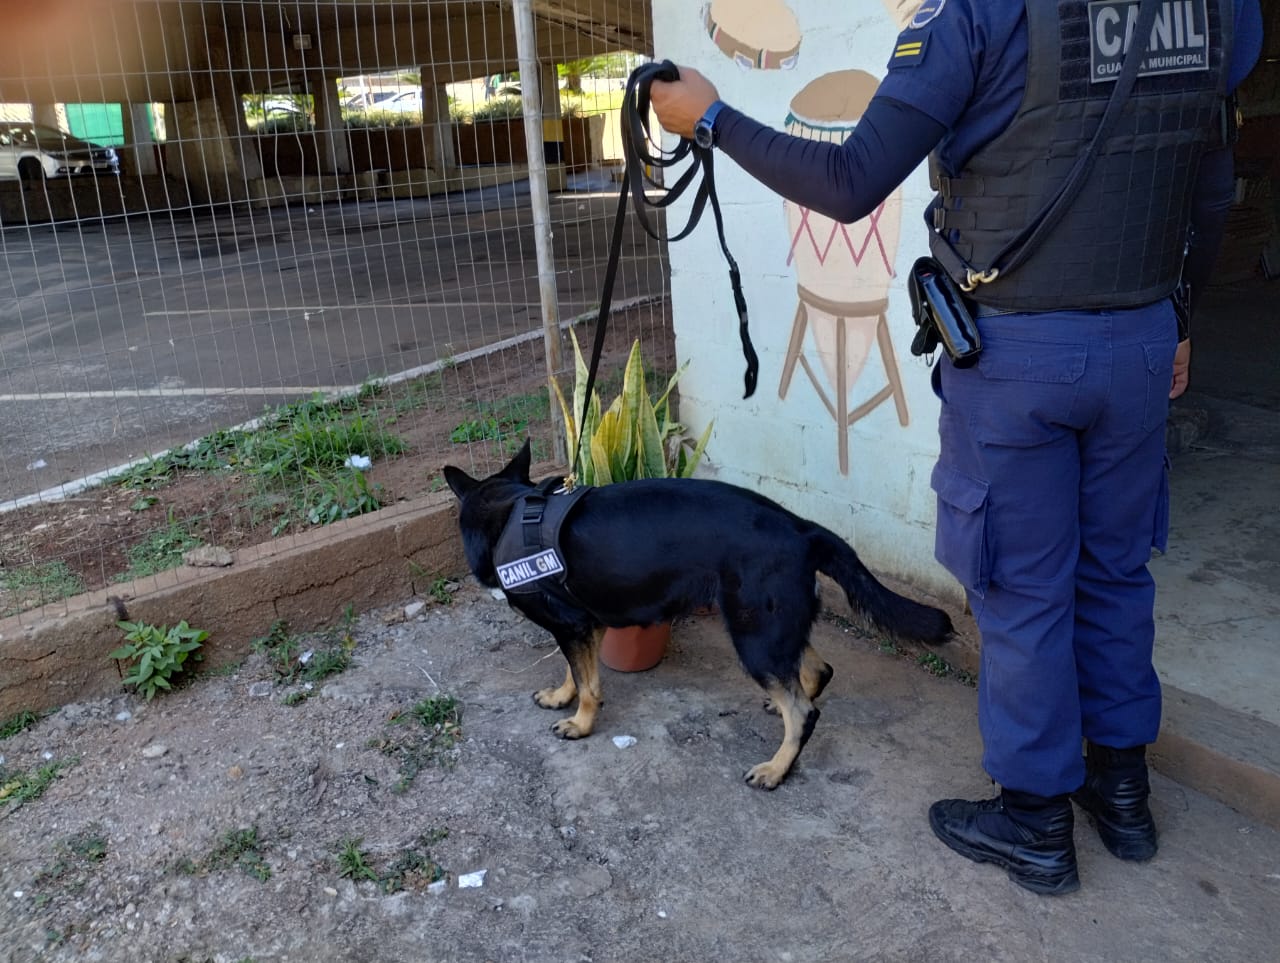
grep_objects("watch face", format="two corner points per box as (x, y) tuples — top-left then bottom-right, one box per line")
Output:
(694, 122), (714, 149)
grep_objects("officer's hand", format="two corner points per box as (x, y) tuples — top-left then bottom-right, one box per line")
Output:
(650, 66), (721, 140)
(1170, 338), (1191, 399)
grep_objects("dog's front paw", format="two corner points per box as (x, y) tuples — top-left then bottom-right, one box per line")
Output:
(744, 761), (787, 790)
(551, 717), (591, 740)
(533, 685), (574, 710)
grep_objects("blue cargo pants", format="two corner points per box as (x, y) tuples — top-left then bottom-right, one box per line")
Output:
(930, 301), (1176, 796)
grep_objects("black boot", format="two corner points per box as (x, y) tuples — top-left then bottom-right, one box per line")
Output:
(1072, 742), (1158, 862)
(929, 788), (1080, 895)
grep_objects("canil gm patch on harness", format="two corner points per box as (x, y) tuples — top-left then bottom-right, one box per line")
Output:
(1089, 0), (1210, 83)
(497, 548), (565, 590)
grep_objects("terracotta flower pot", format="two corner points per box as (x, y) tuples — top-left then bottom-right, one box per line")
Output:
(600, 622), (671, 672)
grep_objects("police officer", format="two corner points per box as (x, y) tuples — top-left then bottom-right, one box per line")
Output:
(652, 0), (1262, 895)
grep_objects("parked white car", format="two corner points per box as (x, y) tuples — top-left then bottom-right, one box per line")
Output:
(0, 123), (121, 181)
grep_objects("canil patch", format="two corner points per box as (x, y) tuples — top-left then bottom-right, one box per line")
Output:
(1089, 0), (1211, 83)
(497, 548), (565, 589)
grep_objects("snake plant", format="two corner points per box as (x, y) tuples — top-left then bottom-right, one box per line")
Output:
(550, 330), (712, 486)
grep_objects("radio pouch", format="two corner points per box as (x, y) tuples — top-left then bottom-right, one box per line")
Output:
(908, 256), (982, 368)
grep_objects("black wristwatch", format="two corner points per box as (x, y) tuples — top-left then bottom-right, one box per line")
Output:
(693, 100), (726, 150)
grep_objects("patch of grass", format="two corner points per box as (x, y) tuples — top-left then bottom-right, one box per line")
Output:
(204, 826), (272, 882)
(1, 709), (42, 740)
(252, 615), (356, 700)
(380, 831), (449, 893)
(31, 826), (108, 908)
(252, 620), (300, 680)
(916, 651), (977, 687)
(0, 757), (76, 810)
(115, 512), (203, 581)
(109, 620), (207, 700)
(389, 373), (445, 415)
(374, 696), (464, 793)
(107, 391), (405, 534)
(335, 838), (379, 882)
(428, 578), (454, 605)
(0, 560), (84, 615)
(205, 660), (243, 678)
(448, 390), (549, 446)
(333, 831), (448, 892)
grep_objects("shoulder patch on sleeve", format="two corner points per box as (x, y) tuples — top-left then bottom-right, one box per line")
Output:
(891, 31), (931, 65)
(908, 0), (948, 29)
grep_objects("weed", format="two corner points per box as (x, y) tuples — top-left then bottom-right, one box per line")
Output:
(390, 374), (444, 414)
(334, 831), (448, 892)
(411, 695), (461, 731)
(375, 696), (464, 793)
(380, 832), (449, 893)
(916, 652), (977, 686)
(336, 838), (379, 882)
(109, 620), (207, 700)
(296, 468), (382, 527)
(205, 660), (243, 678)
(253, 616), (354, 695)
(129, 495), (159, 511)
(30, 827), (107, 910)
(0, 709), (41, 740)
(106, 391), (405, 534)
(0, 757), (76, 809)
(205, 826), (272, 882)
(252, 620), (300, 680)
(448, 390), (548, 446)
(115, 512), (203, 581)
(0, 560), (84, 615)
(303, 647), (352, 682)
(66, 830), (108, 862)
(429, 578), (454, 605)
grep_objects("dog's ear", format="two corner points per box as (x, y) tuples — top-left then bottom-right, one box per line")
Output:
(442, 465), (477, 500)
(498, 439), (533, 484)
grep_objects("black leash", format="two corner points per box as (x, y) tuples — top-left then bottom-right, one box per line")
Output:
(569, 60), (757, 479)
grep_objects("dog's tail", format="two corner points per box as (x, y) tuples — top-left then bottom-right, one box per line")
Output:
(812, 529), (953, 645)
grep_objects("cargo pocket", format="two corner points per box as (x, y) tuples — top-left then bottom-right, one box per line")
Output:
(930, 462), (991, 598)
(1142, 340), (1175, 434)
(1151, 454), (1171, 554)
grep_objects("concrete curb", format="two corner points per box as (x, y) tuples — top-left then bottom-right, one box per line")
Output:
(0, 491), (464, 717)
(3, 493), (1277, 834)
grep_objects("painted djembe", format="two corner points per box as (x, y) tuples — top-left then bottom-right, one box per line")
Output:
(702, 0), (802, 70)
(778, 69), (910, 475)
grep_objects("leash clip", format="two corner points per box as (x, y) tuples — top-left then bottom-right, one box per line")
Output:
(960, 267), (999, 293)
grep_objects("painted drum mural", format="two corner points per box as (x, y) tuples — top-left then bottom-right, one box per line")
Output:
(702, 0), (802, 70)
(778, 69), (909, 475)
(881, 0), (927, 31)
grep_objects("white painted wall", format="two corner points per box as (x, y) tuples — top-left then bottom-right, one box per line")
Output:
(653, 0), (960, 601)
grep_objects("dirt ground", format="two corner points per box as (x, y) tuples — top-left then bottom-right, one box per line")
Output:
(4, 573), (1280, 963)
(0, 308), (675, 618)
(0, 579), (935, 963)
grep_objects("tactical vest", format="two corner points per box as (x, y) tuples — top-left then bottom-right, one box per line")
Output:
(929, 0), (1232, 310)
(492, 480), (592, 597)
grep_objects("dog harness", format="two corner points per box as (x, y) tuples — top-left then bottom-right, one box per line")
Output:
(492, 480), (592, 596)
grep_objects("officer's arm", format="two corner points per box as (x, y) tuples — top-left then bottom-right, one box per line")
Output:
(714, 96), (947, 224)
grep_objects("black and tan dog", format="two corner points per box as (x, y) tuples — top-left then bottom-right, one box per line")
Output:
(443, 442), (952, 789)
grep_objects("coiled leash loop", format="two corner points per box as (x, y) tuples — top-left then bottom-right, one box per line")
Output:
(570, 60), (757, 480)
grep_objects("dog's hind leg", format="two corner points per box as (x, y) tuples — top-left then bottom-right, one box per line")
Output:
(764, 645), (833, 715)
(550, 626), (606, 740)
(746, 682), (819, 790)
(533, 662), (577, 710)
(801, 646), (835, 701)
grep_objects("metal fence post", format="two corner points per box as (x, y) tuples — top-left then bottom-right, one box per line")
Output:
(512, 0), (567, 465)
